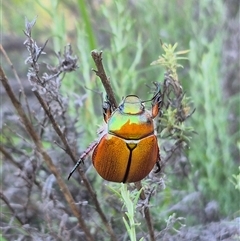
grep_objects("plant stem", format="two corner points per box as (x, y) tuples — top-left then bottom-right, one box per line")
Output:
(91, 50), (118, 109)
(135, 182), (155, 241)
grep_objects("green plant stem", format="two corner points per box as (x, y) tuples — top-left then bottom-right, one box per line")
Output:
(77, 0), (96, 50)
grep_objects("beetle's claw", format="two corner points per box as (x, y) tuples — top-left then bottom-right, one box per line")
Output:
(67, 172), (73, 180)
(154, 161), (161, 173)
(67, 159), (83, 180)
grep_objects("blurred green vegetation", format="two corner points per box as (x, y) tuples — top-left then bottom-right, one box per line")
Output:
(2, 0), (239, 236)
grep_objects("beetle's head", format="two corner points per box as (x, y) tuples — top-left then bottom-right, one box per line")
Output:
(119, 95), (144, 114)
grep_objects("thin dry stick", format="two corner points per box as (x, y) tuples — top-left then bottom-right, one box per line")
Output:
(91, 50), (118, 109)
(1, 145), (36, 188)
(0, 191), (24, 226)
(135, 182), (156, 241)
(0, 145), (23, 170)
(0, 44), (32, 122)
(33, 91), (77, 162)
(1, 144), (67, 210)
(0, 66), (95, 241)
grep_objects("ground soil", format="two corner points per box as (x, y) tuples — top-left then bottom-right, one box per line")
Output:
(162, 218), (239, 241)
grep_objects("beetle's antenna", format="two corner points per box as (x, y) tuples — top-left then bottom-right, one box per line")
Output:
(141, 99), (152, 104)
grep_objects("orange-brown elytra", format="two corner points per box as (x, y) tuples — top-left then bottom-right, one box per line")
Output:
(68, 85), (162, 183)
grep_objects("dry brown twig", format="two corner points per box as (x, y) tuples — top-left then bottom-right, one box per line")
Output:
(0, 191), (25, 226)
(0, 44), (32, 122)
(134, 182), (156, 241)
(91, 50), (118, 109)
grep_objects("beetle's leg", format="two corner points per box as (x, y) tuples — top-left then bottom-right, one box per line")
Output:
(151, 84), (162, 118)
(154, 161), (161, 173)
(103, 96), (113, 123)
(67, 141), (98, 180)
(154, 147), (161, 173)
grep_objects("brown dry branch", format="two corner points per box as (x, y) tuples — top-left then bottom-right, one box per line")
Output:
(0, 44), (32, 122)
(0, 145), (41, 190)
(0, 145), (44, 193)
(0, 145), (23, 170)
(91, 50), (118, 109)
(0, 66), (95, 241)
(135, 182), (156, 241)
(161, 140), (183, 169)
(0, 191), (25, 226)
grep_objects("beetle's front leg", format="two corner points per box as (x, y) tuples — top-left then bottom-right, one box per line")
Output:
(151, 84), (162, 118)
(68, 141), (98, 180)
(103, 96), (113, 123)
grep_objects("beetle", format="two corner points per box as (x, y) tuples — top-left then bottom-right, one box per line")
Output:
(68, 87), (162, 183)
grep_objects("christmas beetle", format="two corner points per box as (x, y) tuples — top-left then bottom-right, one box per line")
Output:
(68, 86), (162, 183)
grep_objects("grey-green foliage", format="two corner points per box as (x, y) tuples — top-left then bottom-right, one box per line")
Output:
(188, 1), (238, 214)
